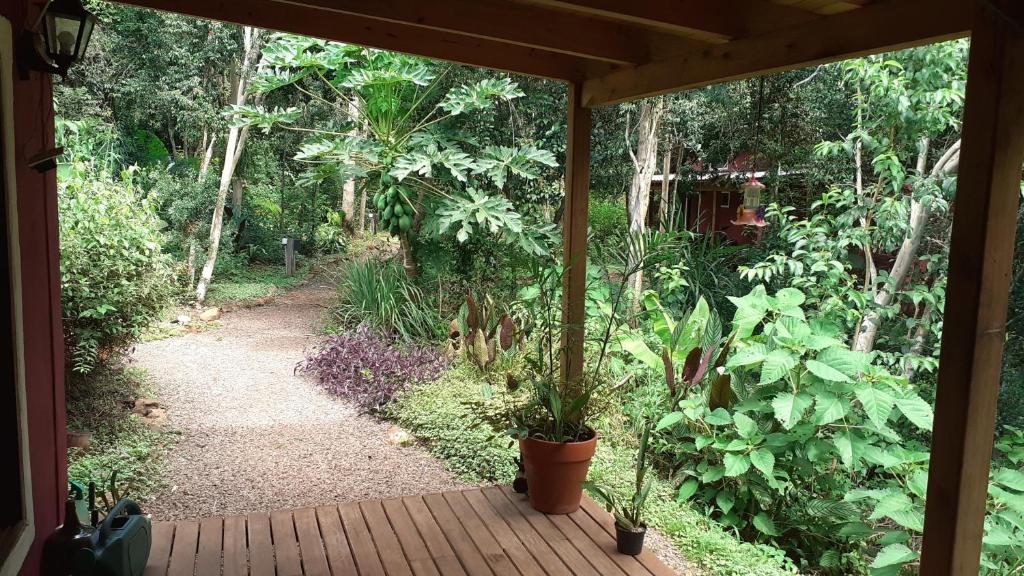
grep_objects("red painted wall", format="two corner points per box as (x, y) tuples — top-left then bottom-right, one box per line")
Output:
(2, 1), (67, 574)
(685, 189), (755, 244)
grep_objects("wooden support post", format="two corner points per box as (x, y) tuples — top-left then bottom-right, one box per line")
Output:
(920, 3), (1024, 574)
(284, 238), (297, 276)
(560, 82), (592, 388)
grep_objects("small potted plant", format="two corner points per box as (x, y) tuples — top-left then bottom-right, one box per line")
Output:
(584, 423), (653, 555)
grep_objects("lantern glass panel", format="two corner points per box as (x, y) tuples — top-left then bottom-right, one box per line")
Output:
(742, 183), (762, 210)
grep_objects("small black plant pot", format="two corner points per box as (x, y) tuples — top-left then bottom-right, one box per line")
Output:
(615, 523), (646, 555)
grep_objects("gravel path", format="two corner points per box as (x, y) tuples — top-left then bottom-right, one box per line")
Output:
(132, 277), (466, 521)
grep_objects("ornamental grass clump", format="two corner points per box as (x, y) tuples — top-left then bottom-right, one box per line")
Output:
(298, 325), (448, 412)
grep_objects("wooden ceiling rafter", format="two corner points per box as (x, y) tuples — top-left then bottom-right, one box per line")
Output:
(268, 0), (661, 65)
(581, 0), (972, 106)
(518, 0), (822, 42)
(114, 0), (618, 82)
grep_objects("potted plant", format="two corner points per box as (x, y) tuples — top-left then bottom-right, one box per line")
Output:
(583, 424), (653, 555)
(494, 231), (673, 514)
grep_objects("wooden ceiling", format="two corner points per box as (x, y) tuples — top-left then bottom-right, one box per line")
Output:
(113, 0), (971, 106)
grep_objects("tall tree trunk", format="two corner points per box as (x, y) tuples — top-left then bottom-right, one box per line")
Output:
(852, 139), (961, 352)
(659, 144), (671, 231)
(198, 133), (217, 181)
(342, 99), (361, 225)
(625, 98), (665, 312)
(195, 26), (263, 306)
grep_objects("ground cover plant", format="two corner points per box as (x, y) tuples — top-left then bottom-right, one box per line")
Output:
(298, 324), (448, 412)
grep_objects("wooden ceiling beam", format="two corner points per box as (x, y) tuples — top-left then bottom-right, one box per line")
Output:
(582, 0), (970, 107)
(269, 0), (655, 65)
(519, 0), (820, 41)
(112, 0), (616, 82)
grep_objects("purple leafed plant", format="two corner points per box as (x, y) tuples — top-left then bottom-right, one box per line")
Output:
(297, 325), (448, 412)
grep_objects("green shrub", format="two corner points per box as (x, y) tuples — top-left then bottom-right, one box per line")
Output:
(60, 164), (172, 373)
(389, 363), (518, 482)
(335, 259), (441, 341)
(588, 198), (628, 255)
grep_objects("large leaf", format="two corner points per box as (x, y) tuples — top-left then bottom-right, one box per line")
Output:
(895, 395), (934, 431)
(816, 346), (871, 377)
(677, 479), (698, 502)
(438, 77), (525, 115)
(619, 334), (663, 372)
(723, 453), (751, 477)
(813, 393), (848, 425)
(856, 386), (895, 429)
(733, 412), (758, 439)
(772, 392), (812, 430)
(728, 286), (769, 339)
(806, 359), (852, 382)
(871, 543), (918, 569)
(750, 449), (776, 479)
(760, 349), (798, 385)
(993, 468), (1024, 491)
(753, 513), (781, 536)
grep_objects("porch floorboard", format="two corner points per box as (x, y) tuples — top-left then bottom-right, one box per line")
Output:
(144, 486), (677, 576)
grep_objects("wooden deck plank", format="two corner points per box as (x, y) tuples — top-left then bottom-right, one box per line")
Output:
(247, 513), (275, 576)
(401, 496), (468, 576)
(339, 502), (387, 576)
(439, 491), (521, 576)
(222, 516), (248, 576)
(195, 517), (223, 576)
(166, 520), (199, 576)
(145, 487), (680, 576)
(421, 493), (497, 576)
(568, 508), (652, 576)
(382, 498), (443, 576)
(145, 522), (175, 576)
(361, 500), (416, 576)
(270, 510), (302, 576)
(479, 488), (573, 576)
(549, 512), (629, 576)
(316, 505), (359, 575)
(293, 508), (331, 576)
(497, 487), (612, 576)
(579, 496), (676, 576)
(462, 489), (552, 576)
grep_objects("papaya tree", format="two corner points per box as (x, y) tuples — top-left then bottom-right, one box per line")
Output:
(234, 35), (557, 274)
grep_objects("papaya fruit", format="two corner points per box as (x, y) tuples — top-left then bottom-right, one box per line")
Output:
(399, 214), (412, 231)
(394, 203), (404, 217)
(382, 205), (393, 220)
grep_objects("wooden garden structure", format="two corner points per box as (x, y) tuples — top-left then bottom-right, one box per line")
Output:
(2, 1), (1022, 575)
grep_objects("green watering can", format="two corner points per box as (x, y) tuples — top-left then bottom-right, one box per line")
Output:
(72, 500), (151, 576)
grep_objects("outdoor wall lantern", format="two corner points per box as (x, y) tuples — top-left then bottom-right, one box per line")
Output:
(21, 0), (97, 77)
(731, 177), (768, 227)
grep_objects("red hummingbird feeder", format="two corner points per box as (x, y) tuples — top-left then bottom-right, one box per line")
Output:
(731, 177), (767, 227)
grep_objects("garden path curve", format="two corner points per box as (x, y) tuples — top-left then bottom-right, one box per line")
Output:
(132, 276), (467, 521)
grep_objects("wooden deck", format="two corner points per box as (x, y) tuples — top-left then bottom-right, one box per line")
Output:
(144, 486), (677, 576)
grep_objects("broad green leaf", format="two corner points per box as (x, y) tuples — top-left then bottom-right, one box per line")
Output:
(705, 408), (733, 426)
(656, 412), (684, 431)
(619, 334), (663, 372)
(760, 349), (799, 385)
(895, 395), (934, 431)
(716, 490), (735, 514)
(908, 470), (929, 499)
(993, 468), (1024, 491)
(775, 287), (805, 308)
(806, 359), (852, 382)
(724, 453), (751, 477)
(772, 392), (812, 430)
(856, 386), (895, 429)
(728, 286), (769, 338)
(834, 433), (855, 469)
(869, 491), (913, 521)
(753, 513), (781, 536)
(888, 507), (925, 532)
(643, 292), (675, 348)
(871, 543), (917, 569)
(726, 343), (767, 369)
(816, 346), (871, 377)
(750, 449), (775, 478)
(813, 393), (848, 425)
(677, 479), (699, 502)
(702, 465), (725, 483)
(733, 412), (758, 439)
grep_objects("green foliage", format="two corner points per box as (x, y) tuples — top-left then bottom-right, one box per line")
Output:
(205, 260), (311, 306)
(584, 423), (654, 531)
(334, 259), (441, 341)
(388, 363), (519, 482)
(66, 366), (171, 502)
(59, 161), (172, 373)
(588, 198), (628, 256)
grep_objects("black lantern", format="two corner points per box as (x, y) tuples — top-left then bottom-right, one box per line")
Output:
(24, 0), (97, 77)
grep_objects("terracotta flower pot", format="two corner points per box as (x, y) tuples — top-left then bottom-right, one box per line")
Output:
(519, 432), (598, 514)
(615, 523), (646, 555)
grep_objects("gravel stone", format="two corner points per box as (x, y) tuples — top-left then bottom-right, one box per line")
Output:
(132, 278), (467, 520)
